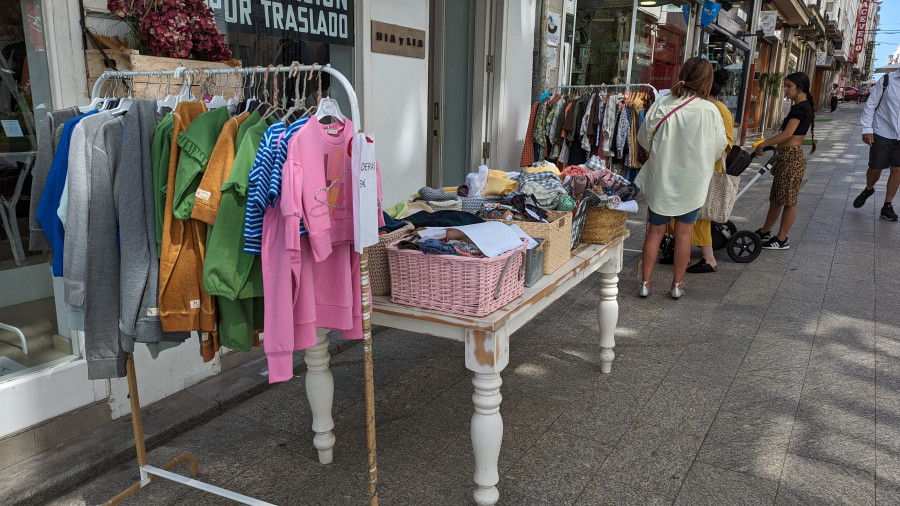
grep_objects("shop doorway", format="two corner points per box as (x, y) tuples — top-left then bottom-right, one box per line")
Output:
(428, 0), (493, 188)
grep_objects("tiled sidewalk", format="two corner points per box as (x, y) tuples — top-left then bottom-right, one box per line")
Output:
(43, 103), (900, 505)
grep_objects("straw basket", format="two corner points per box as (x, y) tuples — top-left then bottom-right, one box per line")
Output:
(490, 210), (572, 274)
(368, 224), (414, 296)
(387, 238), (527, 316)
(580, 207), (627, 244)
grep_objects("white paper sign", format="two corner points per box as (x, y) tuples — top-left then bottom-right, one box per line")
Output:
(352, 132), (379, 253)
(1, 120), (24, 138)
(547, 11), (561, 47)
(759, 10), (777, 37)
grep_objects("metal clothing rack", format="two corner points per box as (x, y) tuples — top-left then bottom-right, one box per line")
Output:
(547, 82), (659, 97)
(92, 64), (378, 506)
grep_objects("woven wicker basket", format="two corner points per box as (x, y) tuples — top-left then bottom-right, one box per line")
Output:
(490, 210), (572, 274)
(580, 207), (627, 244)
(369, 224), (414, 296)
(387, 238), (527, 316)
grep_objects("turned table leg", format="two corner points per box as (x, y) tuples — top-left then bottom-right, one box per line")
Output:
(465, 329), (509, 505)
(598, 271), (619, 374)
(305, 332), (336, 464)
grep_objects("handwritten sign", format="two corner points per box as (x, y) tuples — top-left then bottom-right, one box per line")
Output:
(207, 0), (355, 46)
(352, 133), (379, 252)
(371, 21), (425, 59)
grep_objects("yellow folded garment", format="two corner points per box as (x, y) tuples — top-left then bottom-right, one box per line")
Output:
(483, 170), (518, 196)
(524, 164), (561, 176)
(385, 201), (409, 219)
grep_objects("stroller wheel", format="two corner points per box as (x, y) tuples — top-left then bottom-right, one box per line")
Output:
(726, 230), (762, 263)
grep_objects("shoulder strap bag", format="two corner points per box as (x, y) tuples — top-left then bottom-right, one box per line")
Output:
(653, 95), (698, 135)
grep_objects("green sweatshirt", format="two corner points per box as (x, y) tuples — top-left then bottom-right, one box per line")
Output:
(203, 116), (272, 351)
(173, 106), (230, 221)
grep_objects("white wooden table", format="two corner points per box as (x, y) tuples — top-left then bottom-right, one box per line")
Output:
(305, 233), (627, 504)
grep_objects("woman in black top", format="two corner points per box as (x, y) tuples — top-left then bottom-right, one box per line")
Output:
(753, 72), (816, 250)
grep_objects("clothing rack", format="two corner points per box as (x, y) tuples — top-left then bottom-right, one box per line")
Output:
(92, 63), (379, 506)
(547, 82), (659, 97)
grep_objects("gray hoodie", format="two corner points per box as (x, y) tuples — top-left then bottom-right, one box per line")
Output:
(65, 111), (113, 309)
(29, 107), (79, 251)
(118, 100), (189, 349)
(84, 115), (126, 379)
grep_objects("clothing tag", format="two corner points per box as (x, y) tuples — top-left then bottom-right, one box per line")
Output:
(190, 299), (201, 309)
(352, 132), (379, 253)
(146, 308), (159, 317)
(201, 332), (210, 341)
(325, 128), (339, 135)
(195, 188), (211, 201)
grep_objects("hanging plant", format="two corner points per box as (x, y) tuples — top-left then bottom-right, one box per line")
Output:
(107, 0), (232, 61)
(767, 71), (784, 98)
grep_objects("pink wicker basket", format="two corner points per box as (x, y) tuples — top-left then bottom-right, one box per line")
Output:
(386, 238), (528, 316)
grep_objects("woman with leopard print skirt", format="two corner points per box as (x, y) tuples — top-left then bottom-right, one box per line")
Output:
(753, 72), (817, 250)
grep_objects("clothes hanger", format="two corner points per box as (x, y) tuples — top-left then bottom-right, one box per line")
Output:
(157, 71), (178, 112)
(313, 67), (345, 129)
(108, 72), (134, 116)
(80, 81), (104, 113)
(203, 73), (228, 109)
(225, 69), (242, 113)
(280, 62), (305, 124)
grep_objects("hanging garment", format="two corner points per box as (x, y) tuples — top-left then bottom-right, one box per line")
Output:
(158, 101), (213, 335)
(243, 122), (287, 255)
(190, 110), (253, 224)
(263, 117), (384, 383)
(520, 101), (539, 167)
(29, 107), (79, 252)
(171, 106), (230, 221)
(203, 116), (272, 351)
(580, 93), (596, 152)
(533, 98), (551, 158)
(64, 111), (113, 311)
(151, 112), (174, 257)
(83, 115), (125, 379)
(602, 94), (618, 156)
(36, 110), (97, 276)
(616, 101), (630, 162)
(118, 100), (189, 361)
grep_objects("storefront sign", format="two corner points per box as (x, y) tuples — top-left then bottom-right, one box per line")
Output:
(206, 0), (355, 46)
(547, 11), (561, 47)
(759, 11), (777, 37)
(371, 21), (425, 59)
(852, 0), (871, 62)
(816, 51), (827, 66)
(546, 46), (558, 70)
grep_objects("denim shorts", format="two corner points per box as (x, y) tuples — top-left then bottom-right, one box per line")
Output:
(647, 207), (700, 226)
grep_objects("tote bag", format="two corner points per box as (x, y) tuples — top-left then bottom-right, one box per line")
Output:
(697, 171), (740, 223)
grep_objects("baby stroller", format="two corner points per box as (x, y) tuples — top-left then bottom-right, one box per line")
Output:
(660, 146), (778, 264)
(711, 146), (779, 263)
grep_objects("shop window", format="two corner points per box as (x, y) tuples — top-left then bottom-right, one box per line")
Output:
(705, 38), (748, 120)
(1, 0), (75, 383)
(209, 3), (356, 116)
(569, 2), (686, 88)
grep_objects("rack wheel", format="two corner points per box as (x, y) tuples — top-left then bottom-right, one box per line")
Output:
(726, 230), (762, 263)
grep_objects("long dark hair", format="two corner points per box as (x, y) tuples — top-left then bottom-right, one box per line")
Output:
(785, 72), (816, 154)
(710, 69), (729, 98)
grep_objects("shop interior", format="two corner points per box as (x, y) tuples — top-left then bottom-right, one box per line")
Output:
(0, 0), (75, 383)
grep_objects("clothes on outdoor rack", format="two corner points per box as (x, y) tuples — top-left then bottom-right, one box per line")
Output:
(32, 69), (384, 384)
(522, 87), (654, 175)
(263, 117), (385, 384)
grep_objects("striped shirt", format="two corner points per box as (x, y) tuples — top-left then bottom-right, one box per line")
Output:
(243, 117), (310, 254)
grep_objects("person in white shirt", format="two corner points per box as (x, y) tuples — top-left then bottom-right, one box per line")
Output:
(634, 57), (728, 299)
(857, 70), (900, 221)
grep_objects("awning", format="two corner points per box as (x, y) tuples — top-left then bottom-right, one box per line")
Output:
(770, 0), (809, 25)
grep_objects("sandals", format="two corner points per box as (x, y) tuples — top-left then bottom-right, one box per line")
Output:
(686, 258), (718, 274)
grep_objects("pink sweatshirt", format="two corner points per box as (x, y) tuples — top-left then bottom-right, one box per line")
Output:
(262, 117), (383, 383)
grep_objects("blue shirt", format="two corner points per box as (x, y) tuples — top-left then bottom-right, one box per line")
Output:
(243, 117), (309, 254)
(36, 110), (97, 276)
